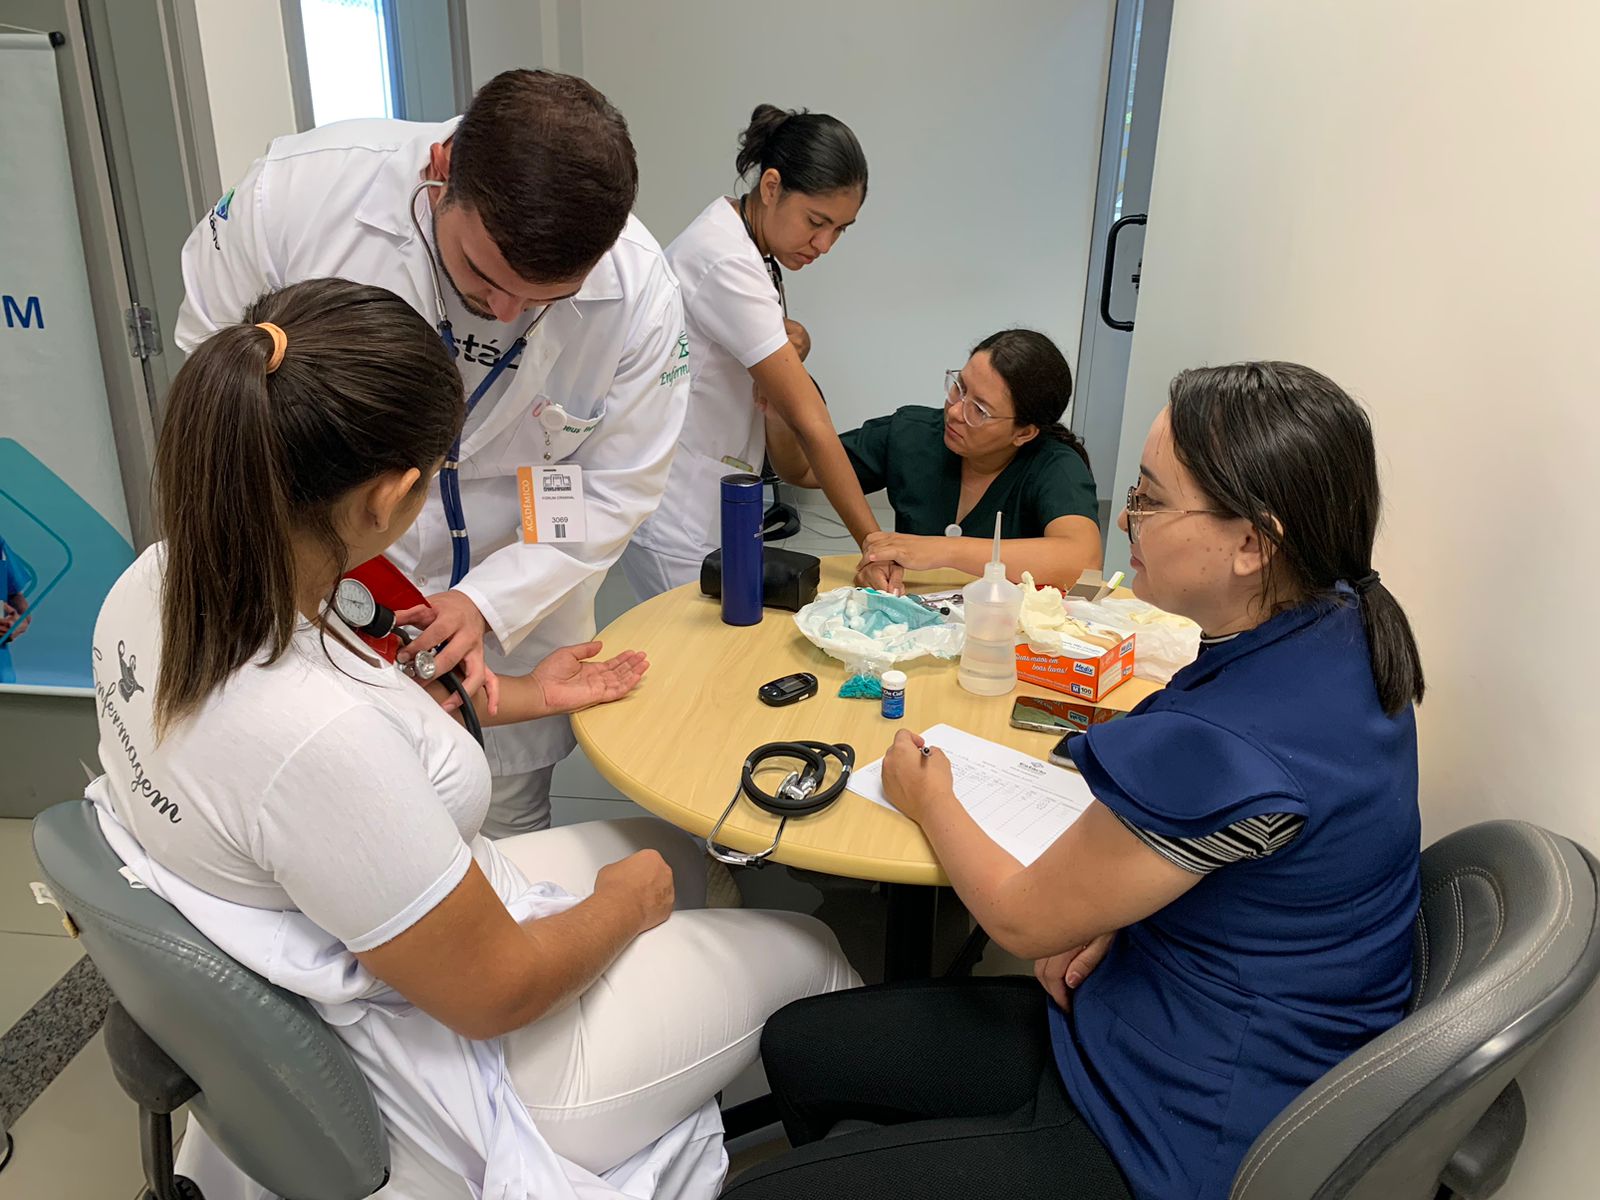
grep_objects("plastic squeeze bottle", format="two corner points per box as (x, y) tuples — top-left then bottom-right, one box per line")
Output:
(957, 514), (1023, 696)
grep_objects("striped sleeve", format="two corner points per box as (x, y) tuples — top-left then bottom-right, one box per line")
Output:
(1116, 811), (1306, 875)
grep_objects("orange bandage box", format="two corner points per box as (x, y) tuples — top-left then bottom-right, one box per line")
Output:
(1014, 628), (1136, 702)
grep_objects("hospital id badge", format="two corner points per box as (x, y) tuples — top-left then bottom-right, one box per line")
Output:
(516, 465), (588, 544)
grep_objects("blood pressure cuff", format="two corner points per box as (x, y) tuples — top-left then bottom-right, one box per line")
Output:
(700, 547), (821, 612)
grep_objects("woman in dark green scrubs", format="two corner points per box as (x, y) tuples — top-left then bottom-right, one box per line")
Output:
(766, 329), (1102, 589)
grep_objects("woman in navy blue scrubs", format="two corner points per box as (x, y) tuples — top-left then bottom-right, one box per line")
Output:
(729, 362), (1426, 1200)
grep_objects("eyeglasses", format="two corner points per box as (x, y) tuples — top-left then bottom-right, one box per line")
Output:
(1124, 485), (1231, 544)
(944, 370), (1013, 428)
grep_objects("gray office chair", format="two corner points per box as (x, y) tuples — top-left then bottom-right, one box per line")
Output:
(1230, 819), (1600, 1199)
(734, 820), (1599, 1199)
(30, 800), (389, 1200)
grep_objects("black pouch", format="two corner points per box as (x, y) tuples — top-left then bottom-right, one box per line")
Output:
(700, 547), (821, 612)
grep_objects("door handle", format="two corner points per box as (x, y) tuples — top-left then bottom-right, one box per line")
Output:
(1099, 213), (1147, 332)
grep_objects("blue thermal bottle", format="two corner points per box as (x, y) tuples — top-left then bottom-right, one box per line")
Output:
(720, 472), (765, 626)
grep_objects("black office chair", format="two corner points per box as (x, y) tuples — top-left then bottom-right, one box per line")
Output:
(31, 800), (389, 1200)
(731, 820), (1600, 1199)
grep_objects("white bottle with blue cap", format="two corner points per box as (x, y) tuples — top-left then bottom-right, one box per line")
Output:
(957, 513), (1022, 696)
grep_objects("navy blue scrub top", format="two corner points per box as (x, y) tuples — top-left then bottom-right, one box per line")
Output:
(1057, 588), (1421, 1200)
(840, 406), (1098, 538)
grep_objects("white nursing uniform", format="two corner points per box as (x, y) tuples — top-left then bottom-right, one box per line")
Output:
(621, 196), (787, 599)
(85, 546), (857, 1197)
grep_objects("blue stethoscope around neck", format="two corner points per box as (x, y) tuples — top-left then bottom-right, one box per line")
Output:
(410, 180), (557, 587)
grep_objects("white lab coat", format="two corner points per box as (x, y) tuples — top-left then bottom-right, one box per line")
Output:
(175, 119), (691, 776)
(90, 798), (727, 1200)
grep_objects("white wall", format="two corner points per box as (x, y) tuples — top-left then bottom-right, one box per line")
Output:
(189, 0), (298, 187)
(1114, 5), (1600, 1194)
(576, 0), (1114, 433)
(463, 0), (545, 89)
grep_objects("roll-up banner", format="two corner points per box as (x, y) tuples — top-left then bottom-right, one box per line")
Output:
(1, 33), (137, 693)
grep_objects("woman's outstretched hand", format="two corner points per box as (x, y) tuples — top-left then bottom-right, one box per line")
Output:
(531, 641), (649, 716)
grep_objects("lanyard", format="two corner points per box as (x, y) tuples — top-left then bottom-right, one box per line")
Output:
(408, 178), (545, 410)
(437, 310), (548, 588)
(410, 181), (557, 586)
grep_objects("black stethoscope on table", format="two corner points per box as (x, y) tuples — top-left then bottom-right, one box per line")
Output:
(409, 180), (558, 588)
(706, 741), (854, 867)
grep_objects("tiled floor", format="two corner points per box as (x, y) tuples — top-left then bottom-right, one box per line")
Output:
(0, 818), (147, 1199)
(0, 932), (82, 1036)
(1, 1033), (154, 1200)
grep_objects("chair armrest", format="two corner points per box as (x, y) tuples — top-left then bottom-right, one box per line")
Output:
(1440, 1080), (1526, 1199)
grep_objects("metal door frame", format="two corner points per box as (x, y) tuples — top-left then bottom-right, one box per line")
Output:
(279, 0), (473, 127)
(1070, 0), (1173, 532)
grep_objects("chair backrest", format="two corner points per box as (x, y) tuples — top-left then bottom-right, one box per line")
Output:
(1231, 819), (1600, 1200)
(31, 801), (389, 1200)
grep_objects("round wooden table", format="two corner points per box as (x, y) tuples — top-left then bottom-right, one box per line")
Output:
(573, 556), (1159, 889)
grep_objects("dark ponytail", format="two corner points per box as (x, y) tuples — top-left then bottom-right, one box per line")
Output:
(152, 279), (463, 735)
(972, 329), (1090, 470)
(1166, 361), (1425, 715)
(736, 103), (868, 199)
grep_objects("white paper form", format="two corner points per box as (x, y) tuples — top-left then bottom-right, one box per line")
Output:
(849, 724), (1096, 865)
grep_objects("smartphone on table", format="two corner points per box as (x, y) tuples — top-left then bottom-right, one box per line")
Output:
(1009, 694), (1128, 735)
(1047, 730), (1089, 769)
(1007, 695), (1129, 769)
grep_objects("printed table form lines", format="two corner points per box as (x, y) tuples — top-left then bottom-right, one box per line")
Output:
(850, 725), (1096, 865)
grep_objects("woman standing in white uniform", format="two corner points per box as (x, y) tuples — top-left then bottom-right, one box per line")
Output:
(622, 106), (893, 598)
(87, 279), (856, 1197)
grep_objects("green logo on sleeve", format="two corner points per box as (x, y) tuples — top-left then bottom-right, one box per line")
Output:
(659, 330), (691, 386)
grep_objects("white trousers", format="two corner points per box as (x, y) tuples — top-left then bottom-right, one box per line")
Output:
(617, 541), (705, 604)
(497, 818), (859, 1175)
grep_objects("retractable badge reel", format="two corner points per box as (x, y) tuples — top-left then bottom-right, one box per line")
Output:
(706, 741), (855, 867)
(538, 401), (569, 457)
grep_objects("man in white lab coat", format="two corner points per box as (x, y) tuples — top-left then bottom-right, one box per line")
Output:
(175, 70), (690, 834)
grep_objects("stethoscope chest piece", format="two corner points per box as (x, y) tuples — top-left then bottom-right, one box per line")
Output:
(404, 649), (439, 682)
(706, 741), (855, 867)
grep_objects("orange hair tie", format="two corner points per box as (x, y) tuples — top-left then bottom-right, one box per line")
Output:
(255, 322), (288, 373)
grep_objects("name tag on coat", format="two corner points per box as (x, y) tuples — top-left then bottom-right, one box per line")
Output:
(517, 465), (588, 544)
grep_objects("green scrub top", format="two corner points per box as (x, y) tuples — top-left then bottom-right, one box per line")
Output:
(840, 406), (1098, 538)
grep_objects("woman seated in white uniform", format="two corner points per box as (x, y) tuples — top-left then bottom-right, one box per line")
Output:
(622, 105), (892, 598)
(85, 278), (857, 1197)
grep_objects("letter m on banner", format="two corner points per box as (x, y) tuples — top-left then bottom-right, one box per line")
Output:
(3, 295), (44, 329)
